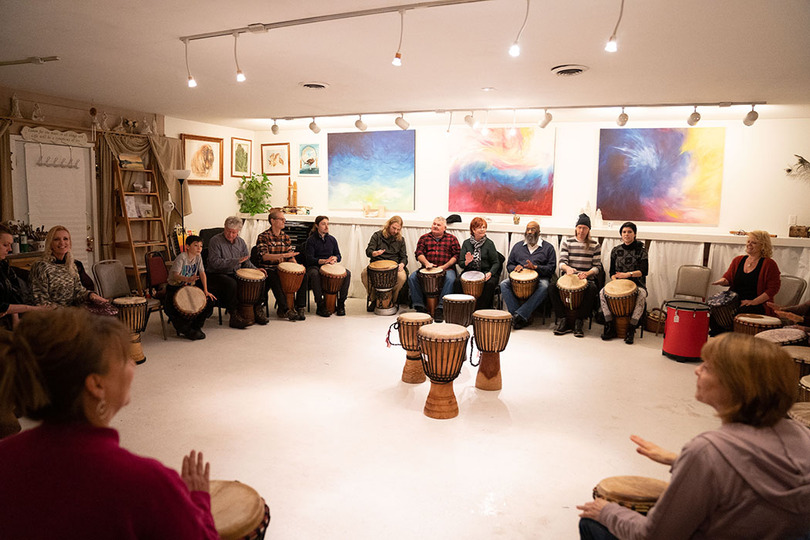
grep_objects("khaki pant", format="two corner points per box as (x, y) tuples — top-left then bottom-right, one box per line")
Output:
(361, 267), (407, 304)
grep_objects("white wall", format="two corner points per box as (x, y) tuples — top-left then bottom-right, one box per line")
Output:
(166, 115), (810, 237)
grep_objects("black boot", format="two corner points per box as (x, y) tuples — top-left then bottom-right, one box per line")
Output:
(601, 320), (617, 341)
(254, 303), (269, 325)
(336, 299), (346, 316)
(316, 301), (331, 318)
(625, 323), (636, 344)
(553, 318), (572, 335)
(366, 295), (375, 312)
(573, 319), (585, 338)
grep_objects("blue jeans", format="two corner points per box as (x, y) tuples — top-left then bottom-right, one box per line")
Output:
(578, 518), (618, 540)
(499, 277), (549, 321)
(408, 269), (457, 310)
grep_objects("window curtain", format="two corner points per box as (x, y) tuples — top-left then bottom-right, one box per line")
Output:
(646, 240), (705, 309)
(0, 120), (13, 221)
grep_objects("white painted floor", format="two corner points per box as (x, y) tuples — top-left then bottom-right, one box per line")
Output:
(24, 300), (720, 539)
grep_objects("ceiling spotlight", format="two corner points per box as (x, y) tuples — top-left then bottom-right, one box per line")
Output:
(604, 0), (624, 52)
(395, 114), (409, 130)
(446, 111), (453, 134)
(539, 109), (552, 129)
(233, 33), (246, 82)
(464, 112), (476, 129)
(743, 106), (759, 127)
(509, 0), (530, 57)
(355, 115), (367, 131)
(617, 107), (628, 126)
(687, 106), (701, 126)
(309, 118), (321, 134)
(392, 10), (405, 66)
(508, 109), (517, 137)
(183, 38), (197, 88)
(271, 120), (279, 135)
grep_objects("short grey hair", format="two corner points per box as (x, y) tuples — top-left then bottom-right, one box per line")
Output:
(224, 216), (243, 231)
(433, 216), (446, 226)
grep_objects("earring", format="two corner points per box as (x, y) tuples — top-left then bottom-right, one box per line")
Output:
(96, 399), (108, 420)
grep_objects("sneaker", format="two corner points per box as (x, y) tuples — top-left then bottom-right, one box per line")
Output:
(414, 305), (426, 313)
(296, 307), (306, 321)
(625, 324), (636, 345)
(277, 308), (288, 319)
(434, 307), (444, 323)
(601, 320), (616, 341)
(254, 304), (269, 325)
(574, 319), (585, 338)
(553, 318), (572, 335)
(229, 312), (249, 329)
(189, 328), (206, 340)
(513, 315), (529, 330)
(336, 301), (346, 316)
(285, 309), (299, 321)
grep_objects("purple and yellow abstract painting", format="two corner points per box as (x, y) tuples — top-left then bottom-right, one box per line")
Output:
(328, 130), (415, 210)
(449, 127), (555, 215)
(597, 128), (725, 223)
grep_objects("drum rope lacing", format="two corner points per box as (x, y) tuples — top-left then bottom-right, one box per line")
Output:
(385, 321), (401, 348)
(468, 329), (481, 367)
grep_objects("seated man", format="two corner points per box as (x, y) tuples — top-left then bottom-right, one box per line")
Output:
(599, 221), (648, 344)
(550, 213), (602, 337)
(407, 216), (460, 323)
(498, 221), (556, 330)
(361, 215), (408, 312)
(205, 216), (267, 328)
(256, 208), (308, 321)
(305, 216), (350, 317)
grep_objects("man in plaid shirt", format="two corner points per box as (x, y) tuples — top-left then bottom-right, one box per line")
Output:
(407, 216), (460, 322)
(255, 208), (308, 321)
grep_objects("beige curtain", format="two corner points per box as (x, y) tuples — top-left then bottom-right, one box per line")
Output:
(0, 120), (13, 221)
(148, 135), (190, 227)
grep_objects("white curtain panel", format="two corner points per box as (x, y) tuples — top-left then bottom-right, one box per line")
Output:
(707, 243), (744, 298)
(647, 240), (705, 309)
(599, 237), (620, 275)
(239, 217), (269, 248)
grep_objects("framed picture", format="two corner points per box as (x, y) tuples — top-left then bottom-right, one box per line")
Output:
(231, 138), (252, 178)
(181, 134), (223, 185)
(299, 143), (320, 176)
(261, 142), (290, 176)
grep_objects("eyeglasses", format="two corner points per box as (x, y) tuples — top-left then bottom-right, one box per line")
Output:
(272, 217), (286, 223)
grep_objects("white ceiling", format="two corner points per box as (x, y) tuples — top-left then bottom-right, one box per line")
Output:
(2, 0), (809, 130)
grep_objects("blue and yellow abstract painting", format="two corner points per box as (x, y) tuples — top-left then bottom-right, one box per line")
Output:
(449, 127), (555, 215)
(597, 128), (725, 223)
(327, 130), (415, 210)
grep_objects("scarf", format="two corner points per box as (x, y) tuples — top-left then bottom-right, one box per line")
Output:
(469, 235), (486, 270)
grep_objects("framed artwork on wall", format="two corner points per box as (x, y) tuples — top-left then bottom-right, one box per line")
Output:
(231, 137), (252, 178)
(299, 143), (320, 176)
(181, 133), (223, 185)
(261, 142), (290, 176)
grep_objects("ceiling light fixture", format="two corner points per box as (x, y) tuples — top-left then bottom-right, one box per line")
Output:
(687, 106), (701, 126)
(539, 109), (552, 129)
(446, 111), (453, 134)
(355, 115), (367, 131)
(392, 10), (405, 66)
(183, 38), (197, 88)
(309, 118), (321, 134)
(395, 113), (410, 130)
(508, 109), (517, 137)
(617, 107), (628, 126)
(464, 111), (476, 129)
(233, 33), (246, 82)
(271, 119), (279, 135)
(743, 105), (759, 127)
(604, 0), (625, 52)
(509, 0), (530, 57)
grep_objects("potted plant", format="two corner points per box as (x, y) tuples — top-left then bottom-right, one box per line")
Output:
(235, 172), (272, 215)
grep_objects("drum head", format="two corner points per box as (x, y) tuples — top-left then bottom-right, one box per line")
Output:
(473, 309), (512, 320)
(735, 314), (781, 326)
(666, 300), (709, 312)
(605, 279), (637, 297)
(418, 322), (469, 340)
(510, 269), (538, 281)
(707, 291), (739, 307)
(278, 262), (304, 273)
(236, 268), (265, 281)
(754, 328), (807, 345)
(398, 312), (433, 323)
(112, 296), (147, 306)
(369, 260), (397, 270)
(419, 267), (444, 275)
(558, 273), (587, 291)
(210, 480), (265, 540)
(321, 263), (347, 276)
(443, 294), (476, 303)
(174, 286), (206, 312)
(596, 476), (668, 502)
(783, 346), (810, 363)
(461, 271), (485, 282)
(788, 402), (810, 428)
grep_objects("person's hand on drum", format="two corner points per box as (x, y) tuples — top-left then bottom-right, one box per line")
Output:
(712, 278), (729, 286)
(514, 264), (524, 273)
(238, 255), (250, 264)
(398, 262), (404, 271)
(484, 272), (491, 281)
(186, 274), (199, 284)
(576, 497), (608, 519)
(774, 309), (802, 323)
(740, 299), (755, 307)
(89, 292), (109, 304)
(372, 249), (385, 257)
(524, 260), (536, 270)
(181, 449), (210, 493)
(327, 255), (338, 265)
(465, 252), (474, 265)
(630, 434), (678, 465)
(205, 291), (217, 301)
(577, 271), (589, 280)
(424, 261), (435, 269)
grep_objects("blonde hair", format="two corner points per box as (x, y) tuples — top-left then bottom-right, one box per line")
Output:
(43, 225), (76, 277)
(0, 308), (130, 423)
(747, 230), (773, 258)
(382, 215), (403, 241)
(701, 332), (796, 427)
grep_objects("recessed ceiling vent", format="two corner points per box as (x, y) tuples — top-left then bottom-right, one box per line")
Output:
(299, 82), (329, 90)
(550, 64), (589, 77)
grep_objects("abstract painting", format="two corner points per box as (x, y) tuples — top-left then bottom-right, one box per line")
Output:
(448, 127), (555, 215)
(597, 128), (725, 223)
(327, 130), (415, 210)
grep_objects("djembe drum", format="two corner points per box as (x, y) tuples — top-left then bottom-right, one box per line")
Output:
(389, 311), (433, 383)
(707, 291), (740, 331)
(799, 375), (810, 403)
(418, 323), (469, 419)
(209, 480), (271, 540)
(235, 268), (266, 325)
(509, 269), (538, 300)
(557, 274), (587, 323)
(418, 267), (446, 317)
(320, 263), (347, 314)
(460, 270), (485, 299)
(442, 294), (476, 327)
(472, 309), (512, 391)
(754, 327), (808, 347)
(604, 279), (639, 337)
(278, 262), (305, 311)
(733, 313), (782, 336)
(784, 346), (810, 380)
(173, 285), (206, 321)
(788, 402), (810, 429)
(593, 476), (669, 515)
(113, 296), (149, 365)
(367, 260), (399, 316)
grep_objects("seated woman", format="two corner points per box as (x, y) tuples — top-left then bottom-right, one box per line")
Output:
(165, 235), (216, 340)
(458, 216), (502, 310)
(29, 225), (114, 315)
(0, 224), (50, 329)
(577, 332), (810, 540)
(361, 215), (408, 312)
(0, 308), (218, 537)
